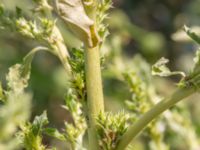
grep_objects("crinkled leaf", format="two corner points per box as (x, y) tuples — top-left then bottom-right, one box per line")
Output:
(6, 47), (49, 94)
(152, 57), (185, 77)
(6, 64), (30, 94)
(32, 111), (48, 136)
(56, 0), (100, 47)
(19, 111), (47, 150)
(184, 25), (200, 45)
(44, 128), (66, 141)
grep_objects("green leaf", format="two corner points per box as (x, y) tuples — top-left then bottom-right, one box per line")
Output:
(184, 25), (200, 45)
(0, 82), (4, 101)
(181, 49), (200, 88)
(44, 128), (66, 141)
(152, 57), (185, 77)
(55, 0), (100, 47)
(16, 7), (22, 17)
(193, 49), (200, 71)
(0, 4), (4, 16)
(19, 111), (47, 150)
(32, 111), (49, 136)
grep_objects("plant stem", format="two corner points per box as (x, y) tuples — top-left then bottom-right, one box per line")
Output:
(51, 26), (71, 72)
(85, 46), (104, 150)
(83, 1), (104, 149)
(116, 87), (196, 150)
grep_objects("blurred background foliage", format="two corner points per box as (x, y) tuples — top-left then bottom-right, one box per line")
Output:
(1, 0), (200, 149)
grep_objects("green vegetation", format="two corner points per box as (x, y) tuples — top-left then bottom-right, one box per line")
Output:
(1, 0), (200, 150)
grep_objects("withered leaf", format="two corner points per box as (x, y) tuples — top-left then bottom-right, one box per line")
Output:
(56, 0), (100, 48)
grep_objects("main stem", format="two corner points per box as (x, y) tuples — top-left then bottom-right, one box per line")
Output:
(116, 87), (196, 150)
(85, 46), (104, 150)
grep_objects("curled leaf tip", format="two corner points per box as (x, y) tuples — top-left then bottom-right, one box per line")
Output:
(56, 0), (100, 48)
(152, 57), (186, 78)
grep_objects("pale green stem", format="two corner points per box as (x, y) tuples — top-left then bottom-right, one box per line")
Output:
(83, 1), (104, 150)
(116, 87), (196, 150)
(85, 46), (104, 150)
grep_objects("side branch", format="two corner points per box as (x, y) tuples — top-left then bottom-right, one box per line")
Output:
(116, 87), (196, 150)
